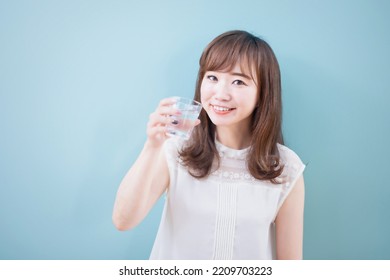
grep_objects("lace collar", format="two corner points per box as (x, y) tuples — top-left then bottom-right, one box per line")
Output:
(215, 139), (250, 160)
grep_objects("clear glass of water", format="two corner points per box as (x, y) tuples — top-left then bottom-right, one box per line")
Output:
(166, 97), (202, 140)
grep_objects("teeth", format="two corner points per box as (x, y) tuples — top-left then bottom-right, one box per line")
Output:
(213, 105), (232, 112)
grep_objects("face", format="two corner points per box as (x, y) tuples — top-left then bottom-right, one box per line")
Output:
(200, 63), (258, 132)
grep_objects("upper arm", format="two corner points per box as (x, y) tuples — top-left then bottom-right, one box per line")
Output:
(275, 175), (305, 259)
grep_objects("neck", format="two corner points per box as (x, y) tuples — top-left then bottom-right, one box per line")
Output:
(216, 126), (252, 150)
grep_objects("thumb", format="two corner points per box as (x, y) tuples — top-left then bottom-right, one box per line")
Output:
(194, 119), (201, 126)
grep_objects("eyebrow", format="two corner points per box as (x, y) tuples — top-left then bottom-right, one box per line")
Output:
(230, 72), (252, 80)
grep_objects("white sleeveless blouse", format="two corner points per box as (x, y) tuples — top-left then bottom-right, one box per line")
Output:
(150, 138), (305, 260)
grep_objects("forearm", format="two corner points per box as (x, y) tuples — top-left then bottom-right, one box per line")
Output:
(112, 141), (168, 230)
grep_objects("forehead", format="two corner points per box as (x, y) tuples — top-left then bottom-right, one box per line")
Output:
(208, 60), (257, 82)
(234, 60), (255, 77)
(214, 62), (249, 75)
(201, 37), (260, 82)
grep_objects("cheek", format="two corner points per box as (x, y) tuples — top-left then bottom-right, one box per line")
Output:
(246, 88), (259, 106)
(200, 82), (211, 103)
(235, 90), (258, 110)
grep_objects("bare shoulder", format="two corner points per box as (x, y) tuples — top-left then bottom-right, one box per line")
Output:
(277, 143), (304, 166)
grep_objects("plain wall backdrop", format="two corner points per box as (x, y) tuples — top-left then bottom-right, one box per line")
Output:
(1, 0), (389, 259)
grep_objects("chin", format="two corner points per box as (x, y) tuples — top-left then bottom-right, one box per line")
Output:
(208, 117), (232, 127)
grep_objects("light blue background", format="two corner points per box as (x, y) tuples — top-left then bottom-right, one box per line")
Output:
(1, 0), (389, 259)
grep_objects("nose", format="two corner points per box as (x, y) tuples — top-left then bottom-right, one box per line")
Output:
(213, 81), (231, 101)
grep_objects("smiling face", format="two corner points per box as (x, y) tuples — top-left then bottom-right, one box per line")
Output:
(183, 31), (284, 179)
(192, 31), (282, 148)
(200, 63), (258, 132)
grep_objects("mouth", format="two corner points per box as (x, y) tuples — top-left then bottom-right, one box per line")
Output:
(210, 104), (236, 114)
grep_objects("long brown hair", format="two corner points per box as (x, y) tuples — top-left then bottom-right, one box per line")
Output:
(179, 30), (284, 183)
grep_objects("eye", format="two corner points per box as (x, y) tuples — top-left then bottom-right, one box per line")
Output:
(232, 79), (247, 86)
(206, 75), (218, 81)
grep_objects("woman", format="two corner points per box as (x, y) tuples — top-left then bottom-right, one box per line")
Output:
(113, 30), (305, 260)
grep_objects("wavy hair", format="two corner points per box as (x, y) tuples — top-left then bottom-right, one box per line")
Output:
(179, 30), (284, 183)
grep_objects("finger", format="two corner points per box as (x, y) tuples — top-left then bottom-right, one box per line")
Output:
(148, 125), (167, 135)
(158, 97), (179, 107)
(156, 97), (182, 115)
(148, 112), (179, 127)
(147, 121), (168, 136)
(156, 106), (182, 117)
(171, 118), (200, 131)
(193, 119), (201, 126)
